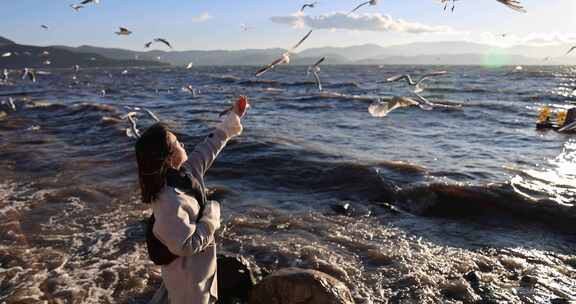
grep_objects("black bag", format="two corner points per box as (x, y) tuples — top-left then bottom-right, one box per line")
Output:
(146, 166), (207, 265)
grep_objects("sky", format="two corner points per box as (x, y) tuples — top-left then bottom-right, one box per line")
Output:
(1, 0), (576, 51)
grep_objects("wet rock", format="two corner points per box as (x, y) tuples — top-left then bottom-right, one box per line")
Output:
(565, 257), (576, 269)
(218, 253), (261, 304)
(550, 298), (572, 304)
(330, 201), (371, 217)
(249, 268), (354, 304)
(441, 278), (481, 303)
(464, 271), (480, 290)
(519, 275), (538, 288)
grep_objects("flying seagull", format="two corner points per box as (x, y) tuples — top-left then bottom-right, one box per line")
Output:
(122, 112), (141, 139)
(186, 62), (193, 69)
(41, 25), (49, 30)
(73, 65), (80, 73)
(240, 24), (253, 32)
(22, 68), (37, 83)
(348, 0), (379, 15)
(301, 2), (318, 12)
(70, 4), (84, 11)
(384, 71), (448, 94)
(115, 27), (132, 35)
(153, 38), (172, 49)
(1, 52), (12, 58)
(4, 98), (16, 111)
(566, 46), (576, 56)
(440, 0), (526, 12)
(307, 56), (326, 91)
(1, 69), (8, 83)
(255, 30), (313, 77)
(144, 41), (152, 48)
(369, 96), (428, 118)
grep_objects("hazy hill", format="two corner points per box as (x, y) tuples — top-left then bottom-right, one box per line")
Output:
(0, 37), (167, 69)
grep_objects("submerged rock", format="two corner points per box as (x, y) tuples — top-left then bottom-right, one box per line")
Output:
(218, 253), (262, 304)
(249, 268), (354, 304)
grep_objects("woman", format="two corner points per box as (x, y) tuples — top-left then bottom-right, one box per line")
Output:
(136, 97), (247, 304)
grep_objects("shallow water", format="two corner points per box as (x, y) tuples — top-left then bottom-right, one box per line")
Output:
(0, 65), (574, 303)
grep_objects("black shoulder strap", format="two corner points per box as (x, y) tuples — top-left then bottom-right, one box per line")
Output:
(146, 167), (207, 265)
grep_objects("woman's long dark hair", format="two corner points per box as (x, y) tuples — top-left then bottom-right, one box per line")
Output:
(135, 123), (174, 204)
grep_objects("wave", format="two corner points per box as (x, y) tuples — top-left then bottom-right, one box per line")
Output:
(393, 182), (576, 231)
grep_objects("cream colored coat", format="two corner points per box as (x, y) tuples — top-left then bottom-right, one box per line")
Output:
(150, 128), (230, 304)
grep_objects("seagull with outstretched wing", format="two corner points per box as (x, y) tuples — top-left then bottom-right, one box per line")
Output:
(301, 2), (318, 12)
(385, 71), (447, 93)
(255, 30), (313, 77)
(115, 27), (132, 35)
(307, 57), (326, 91)
(348, 0), (379, 15)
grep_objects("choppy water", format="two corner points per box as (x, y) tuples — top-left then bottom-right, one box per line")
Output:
(0, 65), (575, 303)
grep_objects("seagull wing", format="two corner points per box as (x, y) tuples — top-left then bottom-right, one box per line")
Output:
(566, 46), (576, 55)
(368, 97), (417, 118)
(289, 30), (313, 53)
(386, 74), (415, 85)
(144, 41), (152, 48)
(126, 114), (141, 138)
(143, 108), (160, 122)
(416, 71), (448, 85)
(412, 92), (435, 110)
(312, 70), (322, 91)
(348, 1), (370, 15)
(312, 56), (327, 68)
(154, 38), (172, 48)
(255, 56), (287, 77)
(495, 0), (526, 12)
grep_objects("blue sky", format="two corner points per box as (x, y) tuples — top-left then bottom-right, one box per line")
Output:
(0, 0), (574, 51)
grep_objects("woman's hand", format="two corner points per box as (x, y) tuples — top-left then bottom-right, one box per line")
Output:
(217, 96), (249, 138)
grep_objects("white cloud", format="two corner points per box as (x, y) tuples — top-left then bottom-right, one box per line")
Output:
(191, 12), (212, 23)
(270, 12), (454, 34)
(473, 32), (576, 47)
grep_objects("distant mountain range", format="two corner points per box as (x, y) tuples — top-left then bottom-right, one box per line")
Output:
(0, 37), (166, 69)
(1, 35), (575, 68)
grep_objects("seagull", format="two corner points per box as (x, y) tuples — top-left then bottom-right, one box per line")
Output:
(22, 68), (37, 83)
(307, 56), (326, 91)
(73, 65), (80, 73)
(121, 69), (129, 75)
(186, 62), (193, 69)
(369, 96), (427, 118)
(1, 52), (12, 58)
(40, 51), (50, 56)
(70, 4), (83, 11)
(348, 0), (379, 15)
(240, 24), (253, 32)
(566, 46), (576, 55)
(115, 27), (132, 35)
(153, 38), (172, 49)
(183, 84), (198, 97)
(300, 2), (318, 12)
(255, 30), (313, 77)
(1, 69), (8, 83)
(1, 98), (16, 111)
(440, 0), (526, 12)
(122, 112), (141, 138)
(43, 60), (51, 65)
(144, 41), (152, 48)
(543, 56), (550, 61)
(143, 108), (160, 122)
(384, 71), (448, 94)
(41, 25), (49, 30)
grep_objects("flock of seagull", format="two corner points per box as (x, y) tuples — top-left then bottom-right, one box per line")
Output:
(0, 0), (543, 132)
